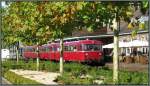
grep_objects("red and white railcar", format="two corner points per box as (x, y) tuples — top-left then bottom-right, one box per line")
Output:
(22, 39), (104, 65)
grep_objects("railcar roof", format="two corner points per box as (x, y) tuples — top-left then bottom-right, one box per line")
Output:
(47, 39), (102, 46)
(24, 45), (37, 48)
(24, 40), (102, 48)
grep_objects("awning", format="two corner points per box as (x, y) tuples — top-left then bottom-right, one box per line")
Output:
(102, 40), (148, 49)
(128, 40), (148, 47)
(102, 41), (129, 48)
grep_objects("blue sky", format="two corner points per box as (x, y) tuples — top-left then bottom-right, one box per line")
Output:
(1, 1), (7, 7)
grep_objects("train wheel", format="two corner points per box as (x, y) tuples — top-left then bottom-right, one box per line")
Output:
(24, 57), (29, 63)
(99, 59), (105, 66)
(100, 61), (105, 66)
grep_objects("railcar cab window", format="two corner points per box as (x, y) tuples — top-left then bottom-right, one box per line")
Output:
(83, 44), (102, 51)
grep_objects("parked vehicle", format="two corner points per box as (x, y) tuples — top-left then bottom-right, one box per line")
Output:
(22, 39), (105, 65)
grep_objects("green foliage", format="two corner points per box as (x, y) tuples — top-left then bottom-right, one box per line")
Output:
(2, 1), (149, 46)
(76, 2), (114, 31)
(118, 71), (148, 84)
(57, 72), (93, 85)
(4, 70), (42, 84)
(2, 59), (148, 85)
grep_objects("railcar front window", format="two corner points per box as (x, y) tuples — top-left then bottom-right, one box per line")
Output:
(83, 44), (102, 51)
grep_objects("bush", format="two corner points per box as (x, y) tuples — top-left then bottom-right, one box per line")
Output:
(2, 59), (148, 85)
(57, 72), (93, 85)
(118, 71), (148, 84)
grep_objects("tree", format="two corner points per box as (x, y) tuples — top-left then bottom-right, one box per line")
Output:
(3, 1), (148, 83)
(76, 1), (138, 84)
(3, 1), (83, 74)
(128, 1), (149, 36)
(2, 2), (53, 46)
(103, 2), (134, 83)
(43, 2), (84, 74)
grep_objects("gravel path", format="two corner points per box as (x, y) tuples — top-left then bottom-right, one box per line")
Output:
(10, 69), (60, 85)
(1, 77), (11, 84)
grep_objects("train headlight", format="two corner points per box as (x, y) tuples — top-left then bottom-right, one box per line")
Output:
(85, 53), (88, 56)
(99, 53), (102, 56)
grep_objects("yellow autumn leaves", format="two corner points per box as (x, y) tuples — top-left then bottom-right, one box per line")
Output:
(128, 22), (145, 30)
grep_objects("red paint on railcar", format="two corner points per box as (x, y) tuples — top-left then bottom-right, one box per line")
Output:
(23, 46), (37, 59)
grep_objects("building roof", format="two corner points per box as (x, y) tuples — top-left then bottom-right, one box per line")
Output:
(49, 30), (148, 43)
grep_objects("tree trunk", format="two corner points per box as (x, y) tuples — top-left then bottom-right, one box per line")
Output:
(60, 38), (64, 75)
(36, 43), (39, 71)
(16, 47), (19, 64)
(36, 57), (39, 71)
(113, 14), (119, 84)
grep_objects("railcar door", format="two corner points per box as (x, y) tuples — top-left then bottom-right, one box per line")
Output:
(55, 46), (60, 61)
(49, 46), (55, 61)
(44, 47), (50, 60)
(47, 46), (52, 60)
(64, 45), (79, 62)
(50, 45), (59, 61)
(39, 47), (43, 59)
(75, 44), (85, 62)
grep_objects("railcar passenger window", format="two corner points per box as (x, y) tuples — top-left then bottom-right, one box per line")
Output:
(46, 47), (50, 52)
(64, 46), (76, 51)
(99, 45), (102, 50)
(31, 48), (34, 52)
(64, 46), (68, 51)
(43, 47), (46, 52)
(57, 47), (60, 51)
(52, 47), (57, 51)
(70, 46), (74, 51)
(32, 48), (35, 52)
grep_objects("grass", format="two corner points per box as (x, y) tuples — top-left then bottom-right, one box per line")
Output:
(2, 58), (148, 85)
(4, 70), (42, 85)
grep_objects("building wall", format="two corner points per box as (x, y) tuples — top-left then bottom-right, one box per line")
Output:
(119, 33), (148, 42)
(119, 32), (149, 56)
